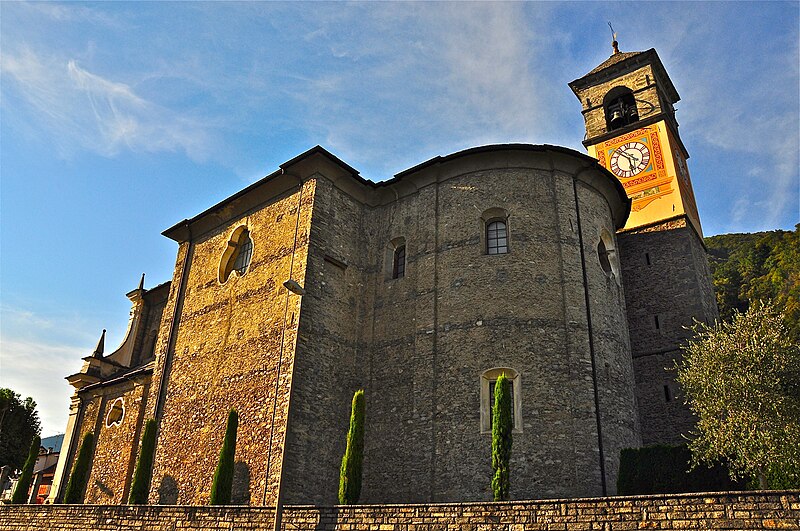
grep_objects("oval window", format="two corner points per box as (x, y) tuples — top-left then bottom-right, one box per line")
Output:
(105, 397), (125, 428)
(219, 226), (254, 283)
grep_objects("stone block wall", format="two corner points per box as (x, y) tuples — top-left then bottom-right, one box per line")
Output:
(618, 218), (719, 445)
(144, 180), (317, 506)
(2, 491), (797, 530)
(573, 63), (666, 141)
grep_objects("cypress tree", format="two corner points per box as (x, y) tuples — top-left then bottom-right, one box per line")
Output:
(491, 373), (512, 501)
(63, 432), (94, 504)
(128, 419), (157, 504)
(11, 435), (40, 504)
(338, 389), (365, 504)
(210, 409), (238, 505)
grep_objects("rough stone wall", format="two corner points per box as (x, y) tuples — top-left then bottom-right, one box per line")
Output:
(82, 378), (150, 504)
(146, 181), (316, 506)
(574, 64), (665, 140)
(574, 178), (641, 493)
(4, 492), (798, 530)
(59, 395), (102, 501)
(357, 165), (637, 502)
(618, 218), (718, 445)
(60, 376), (150, 504)
(282, 176), (369, 505)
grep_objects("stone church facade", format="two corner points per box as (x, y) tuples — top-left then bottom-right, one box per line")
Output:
(49, 47), (717, 506)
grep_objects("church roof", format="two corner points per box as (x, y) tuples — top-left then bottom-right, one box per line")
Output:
(163, 144), (631, 242)
(586, 50), (645, 76)
(569, 48), (680, 103)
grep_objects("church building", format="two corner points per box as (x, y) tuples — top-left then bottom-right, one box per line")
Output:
(49, 44), (717, 505)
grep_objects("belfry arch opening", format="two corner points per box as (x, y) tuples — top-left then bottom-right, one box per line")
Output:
(604, 86), (639, 131)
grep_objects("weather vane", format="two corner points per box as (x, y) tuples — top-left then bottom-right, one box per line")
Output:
(608, 21), (620, 54)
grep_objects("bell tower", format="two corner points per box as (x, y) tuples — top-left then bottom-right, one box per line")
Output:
(569, 41), (718, 445)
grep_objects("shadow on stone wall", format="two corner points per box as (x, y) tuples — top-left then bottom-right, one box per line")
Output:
(157, 475), (178, 504)
(314, 506), (339, 531)
(232, 461), (251, 505)
(94, 480), (114, 499)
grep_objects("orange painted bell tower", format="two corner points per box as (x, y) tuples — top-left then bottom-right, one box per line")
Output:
(569, 40), (718, 445)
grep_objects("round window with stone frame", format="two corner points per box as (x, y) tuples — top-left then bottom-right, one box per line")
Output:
(219, 226), (254, 283)
(597, 229), (620, 282)
(105, 397), (125, 428)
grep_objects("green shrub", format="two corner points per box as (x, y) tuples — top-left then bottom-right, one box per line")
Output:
(63, 432), (95, 504)
(491, 373), (512, 501)
(11, 435), (40, 504)
(128, 419), (157, 504)
(338, 389), (365, 504)
(617, 444), (747, 494)
(210, 409), (238, 505)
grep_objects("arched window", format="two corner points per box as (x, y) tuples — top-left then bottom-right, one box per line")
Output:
(486, 220), (508, 255)
(597, 229), (620, 282)
(604, 86), (639, 131)
(480, 368), (522, 433)
(219, 226), (254, 283)
(392, 244), (406, 279)
(481, 208), (510, 255)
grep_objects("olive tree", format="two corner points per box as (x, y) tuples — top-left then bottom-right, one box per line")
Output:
(677, 301), (800, 488)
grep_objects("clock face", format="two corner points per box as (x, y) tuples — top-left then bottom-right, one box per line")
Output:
(609, 141), (651, 178)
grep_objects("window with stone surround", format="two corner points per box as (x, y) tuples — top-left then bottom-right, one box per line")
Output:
(105, 397), (125, 428)
(219, 226), (254, 283)
(480, 368), (522, 433)
(597, 229), (620, 283)
(388, 237), (406, 280)
(393, 244), (406, 279)
(481, 208), (510, 255)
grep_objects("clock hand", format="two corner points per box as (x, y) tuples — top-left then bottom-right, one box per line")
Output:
(617, 150), (636, 166)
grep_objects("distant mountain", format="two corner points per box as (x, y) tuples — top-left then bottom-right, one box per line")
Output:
(704, 224), (799, 337)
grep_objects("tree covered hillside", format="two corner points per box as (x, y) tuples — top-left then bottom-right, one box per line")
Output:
(705, 225), (799, 337)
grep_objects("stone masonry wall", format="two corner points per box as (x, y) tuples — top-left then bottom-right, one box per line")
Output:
(618, 218), (719, 445)
(59, 375), (150, 505)
(145, 180), (316, 506)
(282, 175), (369, 505)
(574, 63), (665, 141)
(3, 492), (798, 530)
(353, 157), (637, 502)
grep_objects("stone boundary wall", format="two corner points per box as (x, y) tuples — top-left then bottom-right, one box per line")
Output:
(1, 491), (797, 530)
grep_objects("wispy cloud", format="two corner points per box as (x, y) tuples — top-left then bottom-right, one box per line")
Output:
(24, 1), (123, 28)
(636, 4), (800, 233)
(284, 2), (562, 177)
(1, 47), (214, 161)
(0, 305), (93, 437)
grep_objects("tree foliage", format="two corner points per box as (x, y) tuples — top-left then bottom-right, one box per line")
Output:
(0, 388), (41, 472)
(128, 419), (157, 504)
(11, 435), (40, 504)
(338, 389), (365, 505)
(63, 432), (95, 503)
(677, 301), (800, 488)
(706, 225), (799, 337)
(210, 409), (238, 505)
(491, 373), (512, 501)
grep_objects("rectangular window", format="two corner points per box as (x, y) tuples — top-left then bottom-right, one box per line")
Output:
(486, 220), (508, 255)
(392, 245), (406, 279)
(654, 315), (660, 329)
(664, 385), (672, 402)
(645, 252), (651, 266)
(489, 380), (515, 429)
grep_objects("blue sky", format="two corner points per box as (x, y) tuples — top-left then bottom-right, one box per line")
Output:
(1, 1), (798, 437)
